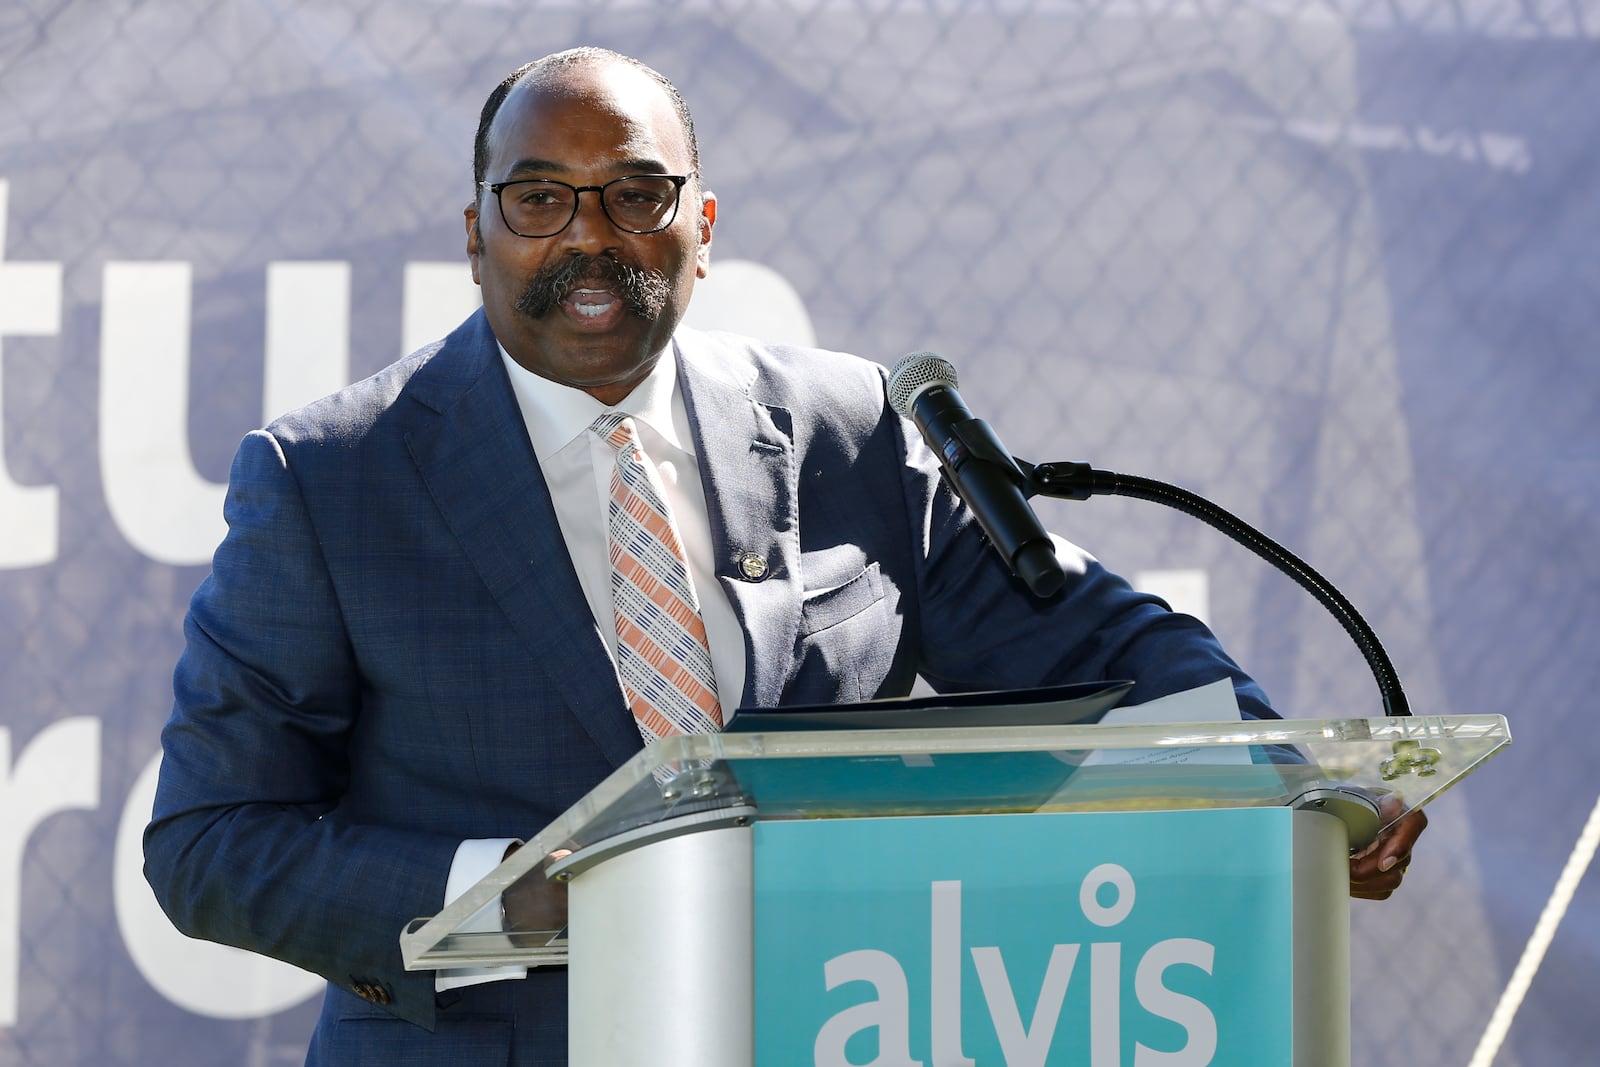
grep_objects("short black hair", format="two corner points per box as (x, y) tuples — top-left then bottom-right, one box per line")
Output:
(472, 47), (700, 197)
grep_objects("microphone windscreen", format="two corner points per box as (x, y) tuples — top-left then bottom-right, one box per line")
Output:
(887, 351), (959, 418)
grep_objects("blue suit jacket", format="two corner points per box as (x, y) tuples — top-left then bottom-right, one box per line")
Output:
(144, 309), (1270, 1065)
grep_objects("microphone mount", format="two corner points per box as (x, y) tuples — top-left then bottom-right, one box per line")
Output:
(1021, 459), (1412, 718)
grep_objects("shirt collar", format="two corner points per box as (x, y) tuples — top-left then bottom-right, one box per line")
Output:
(498, 341), (690, 459)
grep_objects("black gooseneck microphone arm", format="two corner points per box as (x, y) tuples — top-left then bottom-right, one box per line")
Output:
(1021, 459), (1412, 718)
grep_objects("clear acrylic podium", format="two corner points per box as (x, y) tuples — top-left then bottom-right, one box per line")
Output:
(401, 712), (1508, 1065)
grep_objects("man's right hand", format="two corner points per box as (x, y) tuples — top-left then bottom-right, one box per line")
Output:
(500, 843), (571, 932)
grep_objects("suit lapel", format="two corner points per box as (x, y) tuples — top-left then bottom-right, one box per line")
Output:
(676, 333), (801, 710)
(401, 312), (642, 768)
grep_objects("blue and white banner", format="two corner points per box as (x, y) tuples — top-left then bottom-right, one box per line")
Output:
(1, 3), (1595, 1065)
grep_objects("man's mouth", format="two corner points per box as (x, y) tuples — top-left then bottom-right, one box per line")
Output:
(513, 254), (671, 324)
(568, 287), (619, 319)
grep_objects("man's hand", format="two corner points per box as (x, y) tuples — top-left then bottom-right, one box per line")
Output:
(500, 843), (571, 933)
(1348, 795), (1428, 900)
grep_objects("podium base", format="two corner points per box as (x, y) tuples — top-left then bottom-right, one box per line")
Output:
(567, 809), (1350, 1067)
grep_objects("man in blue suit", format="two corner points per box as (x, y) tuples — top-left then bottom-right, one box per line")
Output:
(144, 47), (1423, 1065)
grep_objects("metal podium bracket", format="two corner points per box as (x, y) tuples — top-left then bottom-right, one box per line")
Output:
(1289, 786), (1382, 852)
(546, 803), (759, 882)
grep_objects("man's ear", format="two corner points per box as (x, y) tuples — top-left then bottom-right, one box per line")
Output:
(464, 204), (482, 285)
(695, 190), (717, 279)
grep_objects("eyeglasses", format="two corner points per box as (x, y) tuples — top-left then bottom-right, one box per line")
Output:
(481, 175), (691, 238)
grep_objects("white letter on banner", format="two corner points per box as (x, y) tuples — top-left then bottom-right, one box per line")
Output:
(1091, 942), (1123, 1067)
(114, 751), (322, 1018)
(971, 943), (1079, 1067)
(814, 949), (924, 1067)
(679, 259), (817, 347)
(100, 262), (226, 565)
(0, 178), (63, 570)
(929, 879), (974, 1067)
(1133, 939), (1218, 1066)
(401, 261), (482, 355)
(264, 262), (350, 420)
(102, 261), (355, 565)
(1080, 863), (1136, 927)
(1079, 865), (1134, 1067)
(0, 717), (100, 1026)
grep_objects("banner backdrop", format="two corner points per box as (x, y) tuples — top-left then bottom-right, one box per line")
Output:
(1, 2), (1595, 1064)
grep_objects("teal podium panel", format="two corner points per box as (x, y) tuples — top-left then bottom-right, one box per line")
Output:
(754, 808), (1294, 1067)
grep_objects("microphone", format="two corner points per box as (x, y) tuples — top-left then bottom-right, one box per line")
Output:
(887, 352), (1066, 598)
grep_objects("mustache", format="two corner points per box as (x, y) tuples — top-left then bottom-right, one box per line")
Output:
(513, 254), (672, 320)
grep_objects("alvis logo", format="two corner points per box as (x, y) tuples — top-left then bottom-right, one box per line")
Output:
(753, 810), (1293, 1067)
(813, 869), (1217, 1067)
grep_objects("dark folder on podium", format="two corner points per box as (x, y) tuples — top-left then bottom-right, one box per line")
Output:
(721, 680), (1135, 815)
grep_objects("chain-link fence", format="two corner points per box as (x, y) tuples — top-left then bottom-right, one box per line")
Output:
(2, 1), (1596, 1064)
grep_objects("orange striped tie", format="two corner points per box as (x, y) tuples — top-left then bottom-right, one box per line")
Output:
(591, 413), (723, 742)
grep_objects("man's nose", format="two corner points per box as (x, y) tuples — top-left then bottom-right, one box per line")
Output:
(560, 188), (618, 253)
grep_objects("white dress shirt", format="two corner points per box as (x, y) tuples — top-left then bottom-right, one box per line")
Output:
(438, 342), (748, 990)
(501, 342), (746, 709)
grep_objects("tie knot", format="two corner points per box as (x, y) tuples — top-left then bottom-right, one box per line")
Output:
(590, 412), (639, 458)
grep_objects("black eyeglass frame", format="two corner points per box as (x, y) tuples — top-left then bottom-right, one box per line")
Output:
(480, 174), (692, 238)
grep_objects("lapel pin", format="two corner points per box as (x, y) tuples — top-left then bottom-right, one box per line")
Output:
(736, 552), (770, 581)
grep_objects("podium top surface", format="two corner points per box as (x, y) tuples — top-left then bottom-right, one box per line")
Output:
(537, 712), (1505, 851)
(400, 712), (1508, 971)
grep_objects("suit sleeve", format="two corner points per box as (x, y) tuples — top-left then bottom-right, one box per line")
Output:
(143, 429), (459, 1030)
